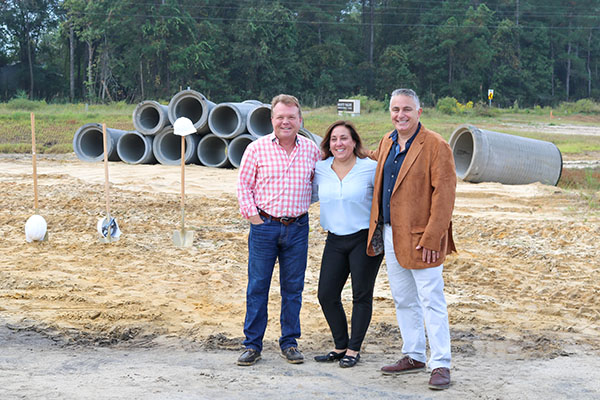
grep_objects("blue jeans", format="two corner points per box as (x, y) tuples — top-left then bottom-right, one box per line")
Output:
(243, 213), (309, 352)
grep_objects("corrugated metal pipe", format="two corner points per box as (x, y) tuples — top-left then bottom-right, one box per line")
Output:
(117, 130), (156, 164)
(152, 126), (201, 165)
(208, 102), (258, 139)
(168, 89), (215, 134)
(448, 124), (562, 186)
(73, 123), (126, 162)
(132, 100), (170, 136)
(196, 134), (231, 168)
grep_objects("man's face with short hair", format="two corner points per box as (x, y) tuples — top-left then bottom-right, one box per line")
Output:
(271, 102), (302, 142)
(390, 95), (422, 137)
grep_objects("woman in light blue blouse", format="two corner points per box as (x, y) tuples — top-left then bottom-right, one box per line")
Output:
(312, 120), (384, 368)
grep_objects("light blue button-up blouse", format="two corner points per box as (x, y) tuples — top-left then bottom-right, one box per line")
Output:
(312, 156), (377, 236)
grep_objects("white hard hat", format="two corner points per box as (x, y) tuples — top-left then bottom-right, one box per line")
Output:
(25, 214), (47, 242)
(173, 117), (197, 136)
(97, 217), (121, 238)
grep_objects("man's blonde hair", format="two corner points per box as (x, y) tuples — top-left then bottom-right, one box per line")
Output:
(271, 94), (302, 118)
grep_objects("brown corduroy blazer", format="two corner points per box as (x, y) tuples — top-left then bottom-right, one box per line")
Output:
(367, 125), (457, 269)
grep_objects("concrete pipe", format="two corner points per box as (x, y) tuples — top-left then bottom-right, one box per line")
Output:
(168, 89), (215, 134)
(73, 123), (126, 162)
(208, 102), (258, 139)
(243, 99), (263, 106)
(132, 100), (170, 136)
(449, 124), (562, 186)
(197, 134), (231, 168)
(152, 127), (201, 165)
(247, 104), (273, 138)
(299, 127), (323, 146)
(228, 134), (255, 168)
(117, 131), (157, 164)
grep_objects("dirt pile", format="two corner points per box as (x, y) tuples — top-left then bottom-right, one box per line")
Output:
(1, 155), (598, 359)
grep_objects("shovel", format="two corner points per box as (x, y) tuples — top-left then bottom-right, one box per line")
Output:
(99, 123), (119, 243)
(28, 112), (48, 241)
(172, 117), (196, 247)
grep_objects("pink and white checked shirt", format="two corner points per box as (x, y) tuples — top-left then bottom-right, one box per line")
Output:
(237, 133), (321, 219)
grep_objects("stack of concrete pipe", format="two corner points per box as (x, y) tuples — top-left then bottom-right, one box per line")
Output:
(72, 89), (322, 168)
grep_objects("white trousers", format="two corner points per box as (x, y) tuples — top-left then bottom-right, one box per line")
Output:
(384, 224), (451, 370)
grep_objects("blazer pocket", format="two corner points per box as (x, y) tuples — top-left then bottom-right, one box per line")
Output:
(410, 227), (426, 259)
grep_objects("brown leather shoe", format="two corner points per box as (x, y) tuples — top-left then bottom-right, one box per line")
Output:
(381, 356), (426, 375)
(428, 367), (451, 390)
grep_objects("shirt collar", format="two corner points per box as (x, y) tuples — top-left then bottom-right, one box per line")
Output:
(390, 122), (421, 144)
(271, 133), (300, 146)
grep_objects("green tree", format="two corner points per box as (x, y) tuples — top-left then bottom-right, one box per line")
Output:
(228, 2), (299, 100)
(376, 44), (416, 98)
(0, 0), (59, 98)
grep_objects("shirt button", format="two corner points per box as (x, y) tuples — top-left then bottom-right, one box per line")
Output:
(388, 189), (391, 192)
(391, 174), (394, 178)
(394, 161), (397, 164)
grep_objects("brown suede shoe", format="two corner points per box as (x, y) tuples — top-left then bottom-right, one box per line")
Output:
(381, 356), (426, 375)
(428, 367), (451, 390)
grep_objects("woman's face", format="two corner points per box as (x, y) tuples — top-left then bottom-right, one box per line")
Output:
(329, 125), (356, 162)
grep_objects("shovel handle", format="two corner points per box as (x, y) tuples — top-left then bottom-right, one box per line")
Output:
(102, 123), (110, 219)
(31, 113), (38, 212)
(180, 135), (186, 230)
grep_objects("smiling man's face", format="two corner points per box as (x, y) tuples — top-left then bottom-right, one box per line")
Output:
(390, 94), (422, 138)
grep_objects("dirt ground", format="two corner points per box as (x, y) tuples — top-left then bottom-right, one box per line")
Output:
(1, 152), (599, 399)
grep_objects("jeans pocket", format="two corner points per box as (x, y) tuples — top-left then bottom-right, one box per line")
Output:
(294, 214), (309, 227)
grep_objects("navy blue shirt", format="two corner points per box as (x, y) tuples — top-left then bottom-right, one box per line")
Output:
(382, 123), (421, 224)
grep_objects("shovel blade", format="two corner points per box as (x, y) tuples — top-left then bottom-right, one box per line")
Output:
(172, 229), (194, 247)
(99, 234), (119, 244)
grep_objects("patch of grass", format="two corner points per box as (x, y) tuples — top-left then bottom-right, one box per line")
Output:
(556, 142), (600, 154)
(558, 168), (600, 191)
(0, 143), (31, 152)
(0, 102), (135, 153)
(45, 143), (74, 153)
(558, 168), (600, 209)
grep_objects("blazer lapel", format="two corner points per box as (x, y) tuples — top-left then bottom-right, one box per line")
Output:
(392, 129), (426, 195)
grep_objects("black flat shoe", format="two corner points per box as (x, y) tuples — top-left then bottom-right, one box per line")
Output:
(314, 350), (346, 362)
(339, 353), (360, 368)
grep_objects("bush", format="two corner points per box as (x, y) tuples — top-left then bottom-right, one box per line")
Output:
(436, 97), (459, 114)
(6, 97), (47, 111)
(558, 99), (600, 114)
(473, 101), (499, 117)
(436, 97), (473, 115)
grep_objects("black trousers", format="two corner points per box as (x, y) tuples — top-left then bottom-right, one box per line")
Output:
(317, 229), (383, 352)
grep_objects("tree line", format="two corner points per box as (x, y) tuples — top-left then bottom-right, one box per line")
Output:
(1, 0), (599, 107)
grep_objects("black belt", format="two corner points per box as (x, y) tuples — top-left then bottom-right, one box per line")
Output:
(258, 210), (306, 226)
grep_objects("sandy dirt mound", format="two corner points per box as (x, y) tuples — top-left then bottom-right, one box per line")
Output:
(1, 154), (599, 360)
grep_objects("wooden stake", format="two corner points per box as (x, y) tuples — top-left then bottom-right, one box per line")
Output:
(180, 135), (185, 230)
(102, 123), (111, 222)
(31, 112), (39, 213)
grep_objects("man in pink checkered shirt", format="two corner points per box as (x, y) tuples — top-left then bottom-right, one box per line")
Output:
(236, 94), (320, 366)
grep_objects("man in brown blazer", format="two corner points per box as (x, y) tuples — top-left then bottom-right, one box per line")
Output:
(367, 88), (456, 390)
